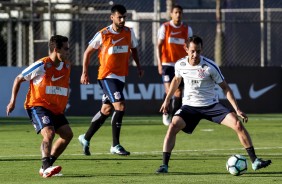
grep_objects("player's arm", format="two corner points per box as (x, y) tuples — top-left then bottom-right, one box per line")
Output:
(156, 25), (165, 75)
(157, 39), (164, 75)
(81, 45), (95, 84)
(130, 28), (144, 78)
(6, 74), (26, 116)
(218, 80), (248, 122)
(160, 76), (182, 114)
(130, 48), (144, 78)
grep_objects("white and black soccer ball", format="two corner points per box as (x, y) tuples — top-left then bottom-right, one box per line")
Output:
(226, 154), (248, 176)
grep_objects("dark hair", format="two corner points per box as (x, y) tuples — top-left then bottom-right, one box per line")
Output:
(171, 4), (183, 12)
(49, 35), (68, 52)
(186, 35), (203, 47)
(111, 4), (127, 14)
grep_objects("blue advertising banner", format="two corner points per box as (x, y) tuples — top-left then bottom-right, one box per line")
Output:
(1, 66), (281, 117)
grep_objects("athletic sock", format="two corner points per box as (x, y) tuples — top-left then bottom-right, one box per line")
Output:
(163, 152), (171, 166)
(42, 157), (51, 170)
(246, 146), (257, 163)
(111, 110), (125, 146)
(50, 155), (57, 165)
(171, 96), (182, 116)
(84, 111), (109, 141)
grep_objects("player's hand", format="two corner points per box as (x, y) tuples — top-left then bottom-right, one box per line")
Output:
(80, 73), (90, 84)
(6, 102), (15, 116)
(236, 109), (248, 123)
(159, 100), (170, 114)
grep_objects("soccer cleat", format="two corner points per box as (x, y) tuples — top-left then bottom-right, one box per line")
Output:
(110, 144), (130, 156)
(162, 113), (171, 126)
(252, 158), (272, 171)
(42, 166), (62, 178)
(39, 167), (63, 177)
(78, 134), (91, 156)
(156, 164), (168, 173)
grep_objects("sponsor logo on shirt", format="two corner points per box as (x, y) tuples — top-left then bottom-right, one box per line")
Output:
(112, 37), (124, 45)
(170, 31), (181, 35)
(51, 75), (64, 81)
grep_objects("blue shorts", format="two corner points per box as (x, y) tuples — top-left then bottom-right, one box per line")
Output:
(162, 65), (184, 87)
(27, 106), (69, 134)
(98, 78), (125, 104)
(174, 103), (232, 134)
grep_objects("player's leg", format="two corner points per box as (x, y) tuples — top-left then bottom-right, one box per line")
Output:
(83, 103), (112, 141)
(162, 66), (174, 126)
(78, 80), (112, 155)
(51, 125), (73, 162)
(156, 116), (186, 173)
(221, 112), (271, 170)
(97, 78), (129, 155)
(110, 100), (129, 155)
(78, 105), (111, 155)
(27, 107), (62, 178)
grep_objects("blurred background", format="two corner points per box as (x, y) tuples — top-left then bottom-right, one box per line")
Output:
(0, 0), (281, 116)
(1, 0), (282, 67)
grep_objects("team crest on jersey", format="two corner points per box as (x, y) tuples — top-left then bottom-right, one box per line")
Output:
(114, 91), (121, 100)
(42, 116), (50, 124)
(163, 75), (170, 82)
(180, 61), (186, 66)
(45, 62), (52, 68)
(198, 68), (206, 78)
(201, 64), (208, 69)
(175, 109), (182, 115)
(102, 94), (109, 102)
(102, 30), (108, 35)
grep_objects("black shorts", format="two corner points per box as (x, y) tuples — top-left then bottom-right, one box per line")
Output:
(174, 103), (232, 134)
(27, 106), (69, 134)
(162, 65), (184, 87)
(98, 78), (125, 104)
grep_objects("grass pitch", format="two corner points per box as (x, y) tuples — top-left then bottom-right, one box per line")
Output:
(0, 114), (281, 184)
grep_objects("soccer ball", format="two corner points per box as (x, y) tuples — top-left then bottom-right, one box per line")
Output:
(226, 154), (248, 176)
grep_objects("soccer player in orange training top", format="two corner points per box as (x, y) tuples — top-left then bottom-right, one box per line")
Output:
(156, 35), (272, 173)
(157, 4), (193, 126)
(78, 4), (144, 156)
(6, 35), (73, 178)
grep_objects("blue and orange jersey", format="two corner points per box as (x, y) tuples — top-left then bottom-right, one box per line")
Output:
(22, 57), (71, 114)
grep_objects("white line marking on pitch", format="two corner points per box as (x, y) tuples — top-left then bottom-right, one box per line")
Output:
(0, 147), (281, 158)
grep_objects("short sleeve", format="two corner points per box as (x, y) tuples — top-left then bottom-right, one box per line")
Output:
(89, 32), (102, 49)
(130, 28), (139, 48)
(188, 26), (193, 37)
(157, 24), (166, 40)
(21, 61), (45, 81)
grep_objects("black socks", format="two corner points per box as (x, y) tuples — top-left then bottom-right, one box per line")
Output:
(111, 110), (125, 146)
(84, 111), (109, 141)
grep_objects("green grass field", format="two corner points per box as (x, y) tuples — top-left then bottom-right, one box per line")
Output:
(0, 114), (281, 184)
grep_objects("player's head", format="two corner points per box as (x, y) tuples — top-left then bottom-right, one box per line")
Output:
(111, 4), (127, 30)
(49, 35), (69, 61)
(184, 35), (203, 65)
(170, 4), (183, 23)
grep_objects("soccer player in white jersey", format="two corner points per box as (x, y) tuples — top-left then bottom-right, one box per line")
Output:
(156, 35), (272, 173)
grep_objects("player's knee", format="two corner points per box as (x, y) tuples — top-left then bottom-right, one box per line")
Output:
(170, 117), (185, 131)
(233, 120), (244, 132)
(66, 129), (74, 141)
(101, 105), (113, 115)
(42, 126), (55, 139)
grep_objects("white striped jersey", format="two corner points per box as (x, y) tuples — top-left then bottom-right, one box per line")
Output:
(175, 56), (224, 107)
